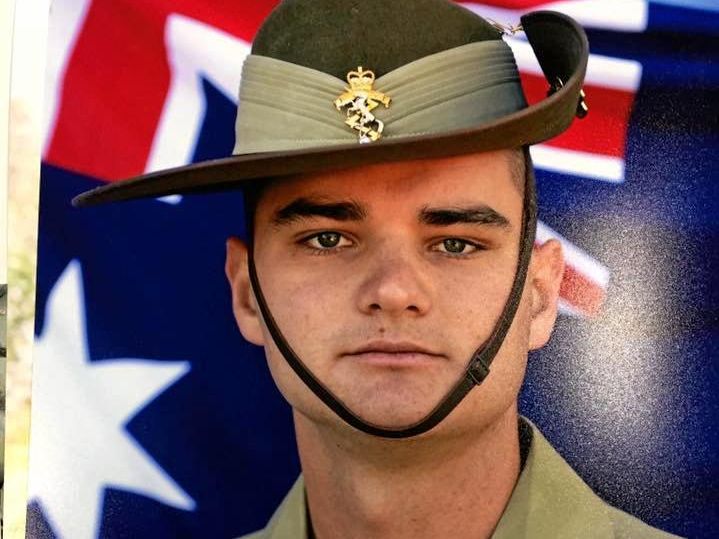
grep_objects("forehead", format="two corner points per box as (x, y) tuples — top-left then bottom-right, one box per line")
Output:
(255, 150), (521, 216)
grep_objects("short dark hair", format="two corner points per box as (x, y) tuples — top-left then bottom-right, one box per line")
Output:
(241, 180), (271, 246)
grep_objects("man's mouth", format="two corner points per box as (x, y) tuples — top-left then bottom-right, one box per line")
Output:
(342, 341), (446, 367)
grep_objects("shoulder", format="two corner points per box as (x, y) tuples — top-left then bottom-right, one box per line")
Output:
(234, 476), (307, 539)
(606, 506), (684, 539)
(493, 419), (683, 539)
(235, 531), (267, 539)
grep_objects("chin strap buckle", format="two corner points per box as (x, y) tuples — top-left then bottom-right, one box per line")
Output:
(548, 76), (589, 119)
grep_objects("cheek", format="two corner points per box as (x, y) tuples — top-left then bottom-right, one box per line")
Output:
(254, 254), (358, 363)
(273, 271), (351, 320)
(434, 253), (520, 326)
(256, 294), (349, 420)
(260, 334), (324, 414)
(494, 285), (533, 379)
(459, 290), (533, 419)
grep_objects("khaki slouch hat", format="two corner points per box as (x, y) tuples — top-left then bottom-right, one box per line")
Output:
(73, 0), (588, 207)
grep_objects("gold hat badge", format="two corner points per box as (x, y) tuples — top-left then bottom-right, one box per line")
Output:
(334, 67), (391, 143)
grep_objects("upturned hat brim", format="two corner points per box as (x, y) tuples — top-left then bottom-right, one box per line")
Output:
(73, 11), (588, 208)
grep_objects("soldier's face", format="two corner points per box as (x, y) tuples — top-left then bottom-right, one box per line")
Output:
(226, 150), (562, 437)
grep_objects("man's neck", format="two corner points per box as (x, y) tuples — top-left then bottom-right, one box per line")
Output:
(295, 406), (522, 539)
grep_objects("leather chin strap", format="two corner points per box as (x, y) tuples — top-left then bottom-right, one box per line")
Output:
(247, 148), (537, 438)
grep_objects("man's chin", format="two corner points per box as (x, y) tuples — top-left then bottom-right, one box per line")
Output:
(284, 362), (466, 435)
(319, 384), (454, 433)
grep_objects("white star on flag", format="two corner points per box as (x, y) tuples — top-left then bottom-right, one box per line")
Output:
(28, 260), (196, 539)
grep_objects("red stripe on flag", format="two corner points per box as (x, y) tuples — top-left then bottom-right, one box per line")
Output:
(45, 0), (279, 182)
(560, 265), (607, 318)
(468, 0), (563, 8)
(521, 73), (636, 158)
(46, 1), (169, 180)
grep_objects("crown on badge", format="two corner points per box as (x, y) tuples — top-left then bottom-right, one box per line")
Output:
(346, 67), (376, 91)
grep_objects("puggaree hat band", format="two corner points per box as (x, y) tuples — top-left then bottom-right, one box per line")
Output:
(234, 40), (526, 153)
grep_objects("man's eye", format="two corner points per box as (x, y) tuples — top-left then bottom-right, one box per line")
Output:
(433, 238), (480, 255)
(304, 232), (351, 250)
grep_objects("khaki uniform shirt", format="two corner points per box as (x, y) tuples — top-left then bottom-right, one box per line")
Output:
(240, 424), (681, 538)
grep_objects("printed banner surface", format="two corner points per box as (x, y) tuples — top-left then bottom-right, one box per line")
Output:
(28, 1), (718, 538)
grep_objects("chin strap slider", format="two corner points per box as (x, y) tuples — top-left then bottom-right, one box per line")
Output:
(468, 357), (491, 385)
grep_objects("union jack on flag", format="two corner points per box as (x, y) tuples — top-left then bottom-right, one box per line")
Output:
(28, 1), (718, 538)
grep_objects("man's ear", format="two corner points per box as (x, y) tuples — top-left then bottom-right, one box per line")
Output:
(527, 239), (565, 350)
(225, 237), (265, 346)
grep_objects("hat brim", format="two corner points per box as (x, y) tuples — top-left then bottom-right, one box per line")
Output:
(73, 11), (587, 208)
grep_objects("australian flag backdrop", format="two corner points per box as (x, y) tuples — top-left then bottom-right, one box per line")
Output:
(27, 1), (718, 538)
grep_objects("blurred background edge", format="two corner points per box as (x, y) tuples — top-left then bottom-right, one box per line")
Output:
(3, 0), (48, 538)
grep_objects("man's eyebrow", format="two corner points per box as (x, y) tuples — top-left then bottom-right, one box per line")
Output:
(419, 205), (511, 228)
(271, 197), (367, 226)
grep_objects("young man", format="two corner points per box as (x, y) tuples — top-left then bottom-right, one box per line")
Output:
(228, 150), (569, 538)
(74, 0), (680, 537)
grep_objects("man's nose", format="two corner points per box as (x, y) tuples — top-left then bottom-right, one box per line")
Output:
(355, 244), (432, 317)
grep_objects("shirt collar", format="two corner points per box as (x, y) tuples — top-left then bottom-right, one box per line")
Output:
(491, 419), (614, 539)
(262, 418), (615, 539)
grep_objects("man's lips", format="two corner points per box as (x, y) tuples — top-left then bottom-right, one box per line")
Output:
(341, 341), (446, 367)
